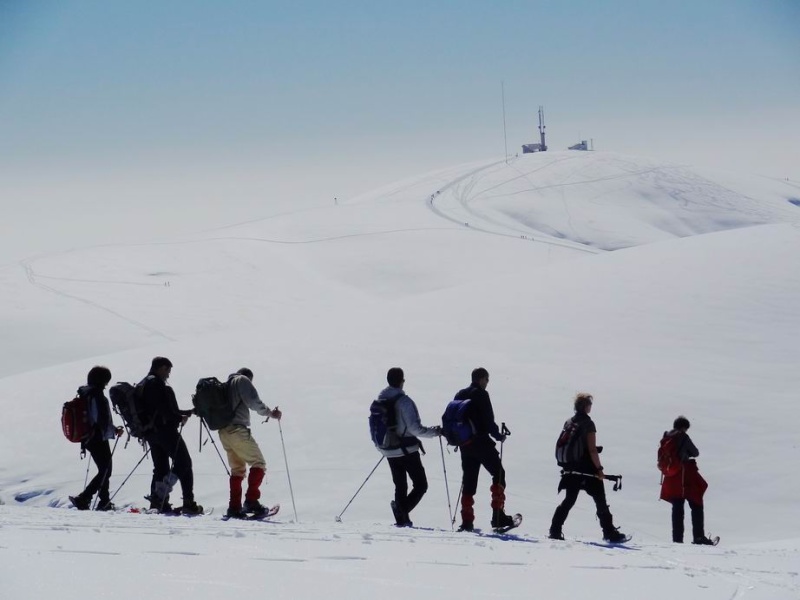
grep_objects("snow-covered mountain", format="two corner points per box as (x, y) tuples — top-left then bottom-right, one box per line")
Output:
(2, 151), (799, 599)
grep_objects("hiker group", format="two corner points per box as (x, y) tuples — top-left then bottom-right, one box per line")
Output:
(368, 366), (717, 545)
(63, 360), (716, 544)
(63, 357), (281, 519)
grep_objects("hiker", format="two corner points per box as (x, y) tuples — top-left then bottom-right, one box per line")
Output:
(373, 367), (441, 527)
(660, 416), (715, 544)
(219, 368), (282, 519)
(139, 356), (202, 514)
(549, 393), (627, 543)
(454, 367), (516, 531)
(69, 366), (123, 511)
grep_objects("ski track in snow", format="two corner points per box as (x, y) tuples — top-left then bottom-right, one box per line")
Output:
(19, 258), (176, 341)
(426, 156), (599, 253)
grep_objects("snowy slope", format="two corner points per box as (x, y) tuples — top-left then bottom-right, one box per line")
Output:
(1, 151), (799, 599)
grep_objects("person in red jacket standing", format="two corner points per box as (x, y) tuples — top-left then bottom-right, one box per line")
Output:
(660, 416), (716, 545)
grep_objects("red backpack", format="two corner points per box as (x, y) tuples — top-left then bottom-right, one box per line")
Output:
(62, 393), (91, 443)
(657, 432), (682, 477)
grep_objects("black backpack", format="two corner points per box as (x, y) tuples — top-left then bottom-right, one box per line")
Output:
(109, 381), (152, 439)
(192, 377), (235, 431)
(554, 417), (586, 467)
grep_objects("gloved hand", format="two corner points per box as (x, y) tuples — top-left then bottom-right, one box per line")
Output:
(115, 426), (124, 437)
(430, 425), (443, 436)
(495, 434), (507, 443)
(270, 407), (282, 420)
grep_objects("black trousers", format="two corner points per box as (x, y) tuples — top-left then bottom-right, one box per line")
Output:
(80, 436), (113, 504)
(387, 451), (428, 516)
(145, 428), (194, 506)
(550, 473), (614, 535)
(460, 437), (505, 496)
(671, 498), (704, 542)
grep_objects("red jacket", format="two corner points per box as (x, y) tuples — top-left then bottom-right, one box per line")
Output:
(660, 459), (708, 505)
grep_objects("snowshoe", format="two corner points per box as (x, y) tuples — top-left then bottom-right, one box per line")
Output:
(693, 535), (720, 546)
(222, 504), (279, 521)
(603, 529), (631, 544)
(492, 513), (523, 534)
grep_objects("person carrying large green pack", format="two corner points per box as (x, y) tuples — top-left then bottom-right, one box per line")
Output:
(218, 368), (282, 519)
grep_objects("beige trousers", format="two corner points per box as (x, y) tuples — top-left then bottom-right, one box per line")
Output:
(218, 424), (266, 478)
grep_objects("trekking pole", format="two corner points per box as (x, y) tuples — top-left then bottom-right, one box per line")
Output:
(109, 446), (151, 503)
(277, 417), (298, 522)
(82, 449), (91, 488)
(334, 456), (384, 523)
(561, 470), (623, 491)
(439, 437), (454, 529)
(90, 435), (121, 510)
(499, 422), (511, 464)
(199, 417), (231, 476)
(452, 484), (463, 529)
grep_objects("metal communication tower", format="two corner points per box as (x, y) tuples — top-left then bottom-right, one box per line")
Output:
(538, 105), (547, 152)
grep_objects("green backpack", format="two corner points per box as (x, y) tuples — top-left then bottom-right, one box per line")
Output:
(192, 377), (235, 430)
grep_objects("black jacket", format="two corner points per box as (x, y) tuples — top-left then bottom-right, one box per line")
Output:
(571, 411), (598, 474)
(140, 375), (184, 431)
(454, 383), (503, 442)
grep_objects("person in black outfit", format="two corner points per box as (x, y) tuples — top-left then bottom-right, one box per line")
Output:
(548, 393), (627, 543)
(455, 367), (515, 531)
(69, 366), (123, 511)
(140, 356), (202, 514)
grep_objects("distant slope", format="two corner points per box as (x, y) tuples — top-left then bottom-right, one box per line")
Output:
(429, 151), (800, 250)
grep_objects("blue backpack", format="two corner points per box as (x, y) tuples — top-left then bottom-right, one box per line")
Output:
(369, 396), (401, 450)
(441, 398), (475, 447)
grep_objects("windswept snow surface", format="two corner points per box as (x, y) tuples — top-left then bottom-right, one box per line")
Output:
(1, 152), (799, 599)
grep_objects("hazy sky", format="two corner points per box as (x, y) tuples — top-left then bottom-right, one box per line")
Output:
(1, 1), (798, 207)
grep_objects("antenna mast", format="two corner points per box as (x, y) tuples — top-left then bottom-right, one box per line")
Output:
(538, 105), (547, 151)
(502, 82), (508, 163)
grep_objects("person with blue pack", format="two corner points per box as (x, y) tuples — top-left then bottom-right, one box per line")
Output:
(370, 367), (441, 527)
(452, 367), (517, 532)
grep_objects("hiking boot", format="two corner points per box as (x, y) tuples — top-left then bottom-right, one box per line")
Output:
(603, 528), (628, 543)
(95, 501), (116, 512)
(390, 500), (411, 527)
(548, 530), (565, 540)
(69, 495), (90, 510)
(491, 512), (515, 529)
(243, 500), (268, 517)
(146, 495), (173, 513)
(693, 536), (716, 546)
(180, 501), (204, 516)
(226, 507), (247, 519)
(457, 522), (474, 532)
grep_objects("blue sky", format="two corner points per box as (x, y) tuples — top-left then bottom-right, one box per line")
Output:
(1, 1), (798, 198)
